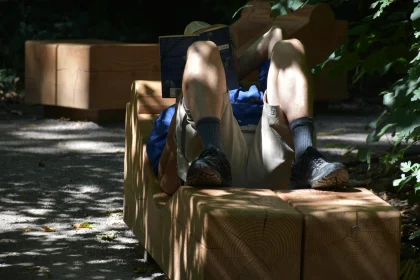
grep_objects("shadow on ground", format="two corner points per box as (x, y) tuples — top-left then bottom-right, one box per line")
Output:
(1, 103), (418, 279)
(0, 105), (166, 280)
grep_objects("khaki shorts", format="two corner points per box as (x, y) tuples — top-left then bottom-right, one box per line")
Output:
(174, 91), (294, 190)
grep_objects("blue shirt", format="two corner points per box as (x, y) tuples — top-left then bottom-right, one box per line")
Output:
(146, 59), (270, 175)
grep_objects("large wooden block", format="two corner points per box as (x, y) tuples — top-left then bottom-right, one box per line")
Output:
(25, 40), (59, 106)
(25, 40), (161, 111)
(277, 188), (401, 280)
(231, 1), (349, 100)
(56, 43), (161, 110)
(167, 187), (302, 280)
(124, 81), (303, 279)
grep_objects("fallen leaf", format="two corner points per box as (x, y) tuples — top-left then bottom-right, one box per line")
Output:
(22, 227), (31, 232)
(106, 211), (123, 217)
(72, 222), (96, 229)
(42, 226), (56, 232)
(115, 149), (122, 153)
(317, 128), (347, 136)
(98, 232), (117, 241)
(29, 266), (41, 270)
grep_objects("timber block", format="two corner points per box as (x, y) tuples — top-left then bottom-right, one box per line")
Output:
(277, 188), (401, 280)
(124, 80), (303, 280)
(25, 40), (161, 120)
(124, 80), (401, 279)
(231, 1), (348, 100)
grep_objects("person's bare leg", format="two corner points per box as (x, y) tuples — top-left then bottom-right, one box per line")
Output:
(266, 38), (313, 122)
(182, 40), (232, 186)
(266, 38), (349, 189)
(182, 40), (226, 121)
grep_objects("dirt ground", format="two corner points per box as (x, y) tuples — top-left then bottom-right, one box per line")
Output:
(1, 101), (419, 279)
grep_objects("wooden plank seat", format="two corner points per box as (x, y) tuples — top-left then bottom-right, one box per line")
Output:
(124, 81), (401, 280)
(277, 188), (401, 280)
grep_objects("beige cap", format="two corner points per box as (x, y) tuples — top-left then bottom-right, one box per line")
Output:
(184, 21), (228, 35)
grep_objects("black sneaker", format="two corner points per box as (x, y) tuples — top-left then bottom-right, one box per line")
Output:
(186, 146), (232, 187)
(290, 146), (349, 189)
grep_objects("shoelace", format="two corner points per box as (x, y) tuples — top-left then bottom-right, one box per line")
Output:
(199, 147), (231, 178)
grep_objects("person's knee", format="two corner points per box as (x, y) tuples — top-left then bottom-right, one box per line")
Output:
(271, 38), (306, 66)
(186, 40), (220, 63)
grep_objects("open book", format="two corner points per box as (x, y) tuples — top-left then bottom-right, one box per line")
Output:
(159, 25), (239, 98)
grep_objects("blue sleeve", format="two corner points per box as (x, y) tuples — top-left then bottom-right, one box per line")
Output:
(146, 104), (176, 176)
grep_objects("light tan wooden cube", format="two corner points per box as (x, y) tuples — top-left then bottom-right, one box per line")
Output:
(25, 40), (161, 120)
(277, 188), (401, 280)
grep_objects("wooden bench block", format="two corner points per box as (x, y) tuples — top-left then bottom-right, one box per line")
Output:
(276, 188), (401, 280)
(167, 187), (302, 279)
(25, 40), (161, 120)
(124, 82), (303, 279)
(231, 1), (349, 100)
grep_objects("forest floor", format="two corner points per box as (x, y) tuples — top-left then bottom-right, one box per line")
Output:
(0, 98), (419, 279)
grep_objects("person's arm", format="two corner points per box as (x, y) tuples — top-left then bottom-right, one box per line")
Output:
(232, 24), (286, 80)
(158, 96), (182, 196)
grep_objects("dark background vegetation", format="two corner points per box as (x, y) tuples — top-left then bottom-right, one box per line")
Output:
(0, 0), (248, 79)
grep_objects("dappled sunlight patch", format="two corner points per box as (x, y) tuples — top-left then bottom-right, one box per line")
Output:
(58, 140), (124, 154)
(25, 208), (55, 216)
(87, 259), (122, 265)
(107, 244), (131, 250)
(63, 184), (102, 194)
(1, 197), (28, 205)
(52, 262), (67, 266)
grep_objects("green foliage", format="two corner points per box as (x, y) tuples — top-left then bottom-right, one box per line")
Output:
(294, 0), (420, 202)
(393, 161), (420, 192)
(265, 3), (420, 239)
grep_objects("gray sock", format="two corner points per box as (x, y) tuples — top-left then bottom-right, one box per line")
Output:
(290, 117), (314, 161)
(196, 117), (223, 150)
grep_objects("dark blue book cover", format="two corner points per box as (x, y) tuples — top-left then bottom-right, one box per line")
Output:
(159, 26), (239, 98)
(159, 35), (197, 98)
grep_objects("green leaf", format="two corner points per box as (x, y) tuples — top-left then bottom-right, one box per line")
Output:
(393, 174), (406, 187)
(409, 230), (420, 240)
(414, 182), (420, 194)
(357, 148), (371, 164)
(412, 89), (420, 101)
(400, 161), (412, 173)
(376, 123), (396, 138)
(411, 4), (420, 22)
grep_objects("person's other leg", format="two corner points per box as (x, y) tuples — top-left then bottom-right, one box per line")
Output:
(176, 40), (248, 187)
(266, 38), (349, 189)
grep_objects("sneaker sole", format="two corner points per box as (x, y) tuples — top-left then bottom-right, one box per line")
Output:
(311, 168), (349, 189)
(186, 162), (222, 187)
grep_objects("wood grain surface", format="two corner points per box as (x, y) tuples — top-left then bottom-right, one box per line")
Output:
(277, 188), (401, 280)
